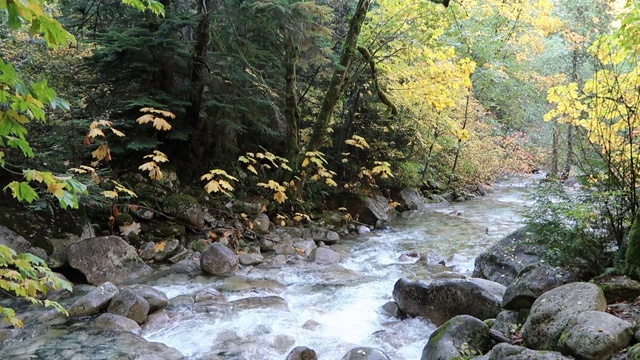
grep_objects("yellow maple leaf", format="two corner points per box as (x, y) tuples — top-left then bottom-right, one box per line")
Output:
(247, 164), (258, 175)
(154, 242), (166, 252)
(204, 180), (222, 193)
(152, 117), (172, 131)
(110, 128), (125, 137)
(91, 145), (111, 161)
(103, 190), (119, 198)
(47, 182), (66, 198)
(274, 191), (287, 204)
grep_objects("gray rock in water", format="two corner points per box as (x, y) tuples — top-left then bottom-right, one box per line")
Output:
(559, 311), (633, 360)
(228, 295), (288, 311)
(421, 315), (492, 360)
(400, 187), (429, 211)
(200, 243), (238, 276)
(473, 227), (544, 286)
(479, 343), (572, 360)
(124, 285), (168, 312)
(66, 236), (152, 285)
(341, 347), (390, 360)
(521, 282), (607, 351)
(309, 247), (342, 264)
(92, 313), (142, 334)
(238, 252), (263, 266)
(153, 239), (180, 262)
(286, 346), (318, 360)
(393, 277), (505, 326)
(107, 288), (151, 324)
(194, 287), (226, 303)
(357, 225), (371, 234)
(68, 282), (119, 317)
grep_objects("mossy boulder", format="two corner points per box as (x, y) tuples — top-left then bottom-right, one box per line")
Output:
(163, 194), (205, 229)
(421, 315), (493, 360)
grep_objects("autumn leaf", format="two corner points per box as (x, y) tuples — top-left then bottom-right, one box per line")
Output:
(274, 191), (287, 204)
(91, 145), (111, 161)
(47, 182), (65, 198)
(120, 222), (141, 236)
(154, 242), (166, 252)
(103, 190), (119, 198)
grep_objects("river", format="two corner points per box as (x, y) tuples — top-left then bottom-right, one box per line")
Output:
(141, 175), (536, 359)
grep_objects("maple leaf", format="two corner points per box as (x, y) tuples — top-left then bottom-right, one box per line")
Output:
(103, 190), (119, 198)
(91, 145), (111, 161)
(274, 191), (287, 204)
(152, 117), (172, 131)
(47, 182), (66, 198)
(110, 128), (125, 137)
(154, 242), (166, 252)
(136, 114), (155, 124)
(120, 222), (141, 236)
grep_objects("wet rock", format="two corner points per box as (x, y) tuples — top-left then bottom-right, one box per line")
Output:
(107, 288), (151, 324)
(218, 275), (285, 293)
(473, 227), (544, 286)
(477, 183), (493, 195)
(302, 319), (322, 331)
(200, 243), (238, 276)
(69, 282), (119, 317)
(479, 343), (572, 360)
(293, 240), (317, 255)
(67, 236), (152, 285)
(142, 310), (170, 332)
(168, 248), (192, 264)
(286, 346), (318, 360)
(228, 296), (288, 311)
(559, 311), (633, 360)
(238, 252), (263, 266)
(400, 187), (429, 212)
(138, 242), (158, 261)
(309, 247), (342, 264)
(190, 239), (210, 253)
(393, 277), (505, 326)
(124, 285), (168, 312)
(166, 295), (195, 311)
(276, 244), (296, 255)
(194, 287), (226, 303)
(341, 347), (391, 360)
(253, 213), (271, 235)
(163, 194), (204, 229)
(153, 239), (180, 262)
(381, 301), (401, 318)
(357, 226), (371, 234)
(421, 315), (492, 360)
(92, 313), (141, 334)
(271, 255), (287, 266)
(521, 282), (607, 351)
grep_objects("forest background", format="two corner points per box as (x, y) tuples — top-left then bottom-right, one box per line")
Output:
(1, 0), (640, 324)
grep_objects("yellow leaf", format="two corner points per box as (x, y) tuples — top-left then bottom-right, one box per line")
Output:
(138, 162), (157, 172)
(87, 127), (105, 139)
(47, 182), (65, 198)
(152, 117), (172, 131)
(247, 164), (258, 175)
(204, 180), (222, 193)
(136, 114), (155, 124)
(110, 128), (126, 137)
(154, 242), (166, 251)
(274, 191), (288, 204)
(302, 158), (310, 168)
(103, 190), (119, 198)
(91, 145), (111, 161)
(325, 178), (337, 187)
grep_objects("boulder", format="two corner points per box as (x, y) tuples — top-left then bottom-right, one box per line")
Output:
(400, 187), (429, 212)
(473, 227), (544, 286)
(253, 213), (271, 235)
(302, 227), (340, 245)
(107, 288), (151, 324)
(200, 243), (238, 276)
(421, 315), (493, 360)
(327, 192), (396, 225)
(479, 343), (572, 360)
(153, 239), (180, 262)
(194, 287), (226, 303)
(559, 311), (633, 360)
(124, 285), (168, 312)
(393, 277), (506, 326)
(521, 282), (607, 351)
(341, 347), (391, 360)
(286, 346), (318, 360)
(162, 194), (205, 229)
(309, 247), (342, 264)
(503, 264), (589, 310)
(92, 313), (142, 334)
(591, 274), (640, 303)
(238, 252), (264, 266)
(66, 236), (152, 285)
(0, 225), (48, 261)
(491, 310), (524, 337)
(293, 239), (317, 255)
(68, 282), (119, 317)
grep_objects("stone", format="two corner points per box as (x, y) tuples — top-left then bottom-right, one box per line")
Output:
(381, 301), (401, 318)
(107, 288), (151, 324)
(191, 239), (210, 253)
(341, 347), (391, 360)
(66, 236), (152, 285)
(293, 239), (317, 255)
(194, 287), (226, 303)
(168, 248), (192, 264)
(200, 243), (238, 276)
(153, 239), (180, 262)
(302, 319), (322, 331)
(142, 310), (170, 332)
(309, 247), (342, 264)
(357, 225), (371, 234)
(480, 343), (572, 360)
(521, 282), (607, 351)
(124, 285), (168, 311)
(591, 274), (640, 303)
(92, 313), (142, 334)
(238, 252), (263, 266)
(559, 311), (633, 360)
(68, 282), (119, 317)
(0, 225), (48, 262)
(162, 194), (205, 229)
(393, 277), (506, 326)
(491, 310), (522, 337)
(276, 244), (296, 255)
(253, 213), (271, 235)
(286, 346), (318, 360)
(421, 315), (493, 360)
(227, 295), (288, 311)
(503, 264), (589, 310)
(473, 226), (545, 286)
(400, 187), (429, 211)
(138, 242), (158, 261)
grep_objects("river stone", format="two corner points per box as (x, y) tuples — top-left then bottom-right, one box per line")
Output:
(503, 264), (589, 310)
(491, 310), (522, 337)
(124, 285), (168, 312)
(521, 282), (607, 351)
(400, 187), (429, 211)
(276, 244), (296, 255)
(194, 287), (226, 303)
(341, 347), (391, 360)
(92, 313), (142, 334)
(591, 274), (640, 303)
(138, 242), (158, 261)
(478, 343), (572, 360)
(293, 239), (317, 255)
(421, 315), (493, 360)
(393, 277), (506, 326)
(66, 236), (152, 285)
(309, 247), (342, 264)
(286, 346), (318, 360)
(142, 310), (170, 332)
(68, 282), (119, 317)
(559, 310), (633, 360)
(0, 225), (48, 262)
(228, 295), (288, 311)
(107, 288), (151, 324)
(238, 252), (263, 266)
(200, 243), (238, 276)
(473, 226), (544, 286)
(153, 239), (180, 262)
(162, 194), (205, 229)
(253, 213), (271, 235)
(357, 225), (371, 234)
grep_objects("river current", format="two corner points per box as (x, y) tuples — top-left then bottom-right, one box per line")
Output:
(142, 176), (536, 359)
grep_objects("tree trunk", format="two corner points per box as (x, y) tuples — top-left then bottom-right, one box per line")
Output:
(550, 124), (559, 177)
(306, 0), (371, 152)
(561, 124), (573, 179)
(284, 32), (301, 162)
(187, 0), (215, 128)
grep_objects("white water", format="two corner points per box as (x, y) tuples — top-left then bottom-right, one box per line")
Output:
(143, 176), (536, 359)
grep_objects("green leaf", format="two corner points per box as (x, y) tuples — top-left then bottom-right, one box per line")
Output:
(3, 181), (39, 203)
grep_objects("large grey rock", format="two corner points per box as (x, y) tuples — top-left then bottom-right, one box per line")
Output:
(163, 194), (204, 229)
(107, 288), (151, 324)
(341, 347), (390, 360)
(559, 311), (633, 360)
(521, 282), (607, 351)
(286, 346), (318, 360)
(400, 187), (429, 211)
(503, 265), (589, 310)
(92, 313), (142, 334)
(393, 277), (506, 326)
(66, 236), (152, 285)
(253, 213), (271, 235)
(591, 275), (640, 303)
(479, 343), (572, 360)
(473, 227), (544, 286)
(491, 310), (522, 337)
(200, 243), (238, 276)
(237, 252), (264, 266)
(0, 225), (48, 261)
(68, 282), (119, 317)
(309, 247), (342, 264)
(421, 315), (493, 360)
(124, 285), (168, 312)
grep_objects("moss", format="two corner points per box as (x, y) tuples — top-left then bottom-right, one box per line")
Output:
(625, 211), (640, 278)
(164, 194), (198, 214)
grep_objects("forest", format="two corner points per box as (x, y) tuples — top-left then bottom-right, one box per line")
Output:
(1, 0), (640, 339)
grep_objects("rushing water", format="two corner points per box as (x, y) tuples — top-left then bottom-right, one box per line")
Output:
(142, 176), (537, 359)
